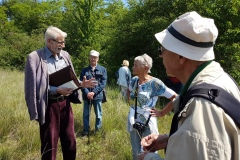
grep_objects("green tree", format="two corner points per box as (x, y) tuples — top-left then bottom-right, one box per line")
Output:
(61, 0), (127, 76)
(108, 0), (240, 82)
(9, 0), (64, 34)
(0, 0), (239, 84)
(107, 0), (173, 79)
(0, 0), (63, 70)
(61, 0), (99, 73)
(97, 0), (128, 81)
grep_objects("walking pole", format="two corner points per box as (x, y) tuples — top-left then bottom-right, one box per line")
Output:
(87, 78), (97, 145)
(87, 98), (91, 145)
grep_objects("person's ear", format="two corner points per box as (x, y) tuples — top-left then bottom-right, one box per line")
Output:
(144, 65), (149, 71)
(179, 55), (186, 64)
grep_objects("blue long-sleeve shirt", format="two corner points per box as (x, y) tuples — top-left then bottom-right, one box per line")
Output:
(80, 64), (107, 100)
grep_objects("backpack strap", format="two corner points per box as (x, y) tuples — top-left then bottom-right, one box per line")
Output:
(134, 79), (139, 120)
(134, 78), (151, 125)
(169, 83), (240, 137)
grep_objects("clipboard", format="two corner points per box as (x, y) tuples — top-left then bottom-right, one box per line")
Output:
(49, 65), (81, 91)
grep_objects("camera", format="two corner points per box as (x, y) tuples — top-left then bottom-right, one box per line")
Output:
(133, 122), (146, 134)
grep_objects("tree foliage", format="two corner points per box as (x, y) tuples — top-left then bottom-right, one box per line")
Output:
(60, 0), (101, 73)
(0, 0), (239, 83)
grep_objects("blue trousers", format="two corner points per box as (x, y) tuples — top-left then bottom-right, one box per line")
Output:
(130, 127), (151, 160)
(83, 99), (102, 132)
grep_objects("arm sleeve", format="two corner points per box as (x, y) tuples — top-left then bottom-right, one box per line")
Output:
(92, 67), (107, 94)
(144, 153), (163, 160)
(49, 86), (57, 95)
(152, 78), (176, 98)
(24, 54), (38, 120)
(162, 87), (176, 99)
(80, 69), (89, 94)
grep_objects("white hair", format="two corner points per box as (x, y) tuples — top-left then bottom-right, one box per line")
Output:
(135, 53), (152, 73)
(44, 26), (67, 44)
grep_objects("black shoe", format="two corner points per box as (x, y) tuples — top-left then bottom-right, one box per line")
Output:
(81, 131), (89, 137)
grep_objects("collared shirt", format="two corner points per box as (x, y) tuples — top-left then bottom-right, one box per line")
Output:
(166, 62), (240, 160)
(45, 47), (67, 95)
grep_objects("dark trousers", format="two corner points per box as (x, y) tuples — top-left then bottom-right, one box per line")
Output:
(39, 99), (76, 160)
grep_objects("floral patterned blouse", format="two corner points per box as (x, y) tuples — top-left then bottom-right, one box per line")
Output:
(128, 76), (175, 132)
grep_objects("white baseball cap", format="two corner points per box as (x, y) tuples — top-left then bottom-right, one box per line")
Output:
(155, 11), (218, 61)
(89, 50), (100, 57)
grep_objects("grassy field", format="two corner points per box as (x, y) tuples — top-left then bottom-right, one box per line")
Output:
(0, 69), (173, 160)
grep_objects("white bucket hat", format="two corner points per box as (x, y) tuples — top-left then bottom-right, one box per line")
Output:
(155, 11), (218, 61)
(89, 50), (100, 57)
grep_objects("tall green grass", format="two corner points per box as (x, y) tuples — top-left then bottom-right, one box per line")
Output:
(0, 69), (173, 160)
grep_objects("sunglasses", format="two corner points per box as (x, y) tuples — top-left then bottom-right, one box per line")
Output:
(158, 46), (162, 56)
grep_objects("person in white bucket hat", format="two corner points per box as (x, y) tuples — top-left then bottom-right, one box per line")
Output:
(139, 11), (240, 160)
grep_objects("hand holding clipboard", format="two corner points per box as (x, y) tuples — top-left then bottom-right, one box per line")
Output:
(49, 65), (81, 91)
(49, 65), (97, 91)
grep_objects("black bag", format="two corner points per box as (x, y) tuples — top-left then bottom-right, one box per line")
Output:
(69, 90), (82, 104)
(102, 89), (107, 103)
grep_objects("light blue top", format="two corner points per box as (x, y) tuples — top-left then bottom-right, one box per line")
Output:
(117, 66), (131, 87)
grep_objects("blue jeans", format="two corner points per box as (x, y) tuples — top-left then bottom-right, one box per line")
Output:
(130, 127), (151, 160)
(83, 99), (102, 132)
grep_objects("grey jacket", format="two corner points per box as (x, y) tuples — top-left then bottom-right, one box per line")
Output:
(24, 47), (74, 125)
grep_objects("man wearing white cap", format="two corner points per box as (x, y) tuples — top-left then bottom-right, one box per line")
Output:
(139, 11), (240, 160)
(80, 50), (107, 136)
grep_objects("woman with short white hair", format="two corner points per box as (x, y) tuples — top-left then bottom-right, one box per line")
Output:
(127, 53), (177, 160)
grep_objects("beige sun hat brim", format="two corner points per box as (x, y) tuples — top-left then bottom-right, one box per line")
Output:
(155, 29), (215, 61)
(154, 11), (219, 61)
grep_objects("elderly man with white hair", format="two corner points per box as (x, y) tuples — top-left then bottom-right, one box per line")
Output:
(139, 11), (240, 160)
(24, 26), (94, 160)
(127, 53), (177, 160)
(80, 50), (107, 136)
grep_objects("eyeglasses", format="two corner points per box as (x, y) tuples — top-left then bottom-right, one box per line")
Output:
(158, 46), (162, 56)
(51, 39), (66, 45)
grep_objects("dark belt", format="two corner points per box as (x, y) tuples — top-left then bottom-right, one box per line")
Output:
(48, 95), (67, 103)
